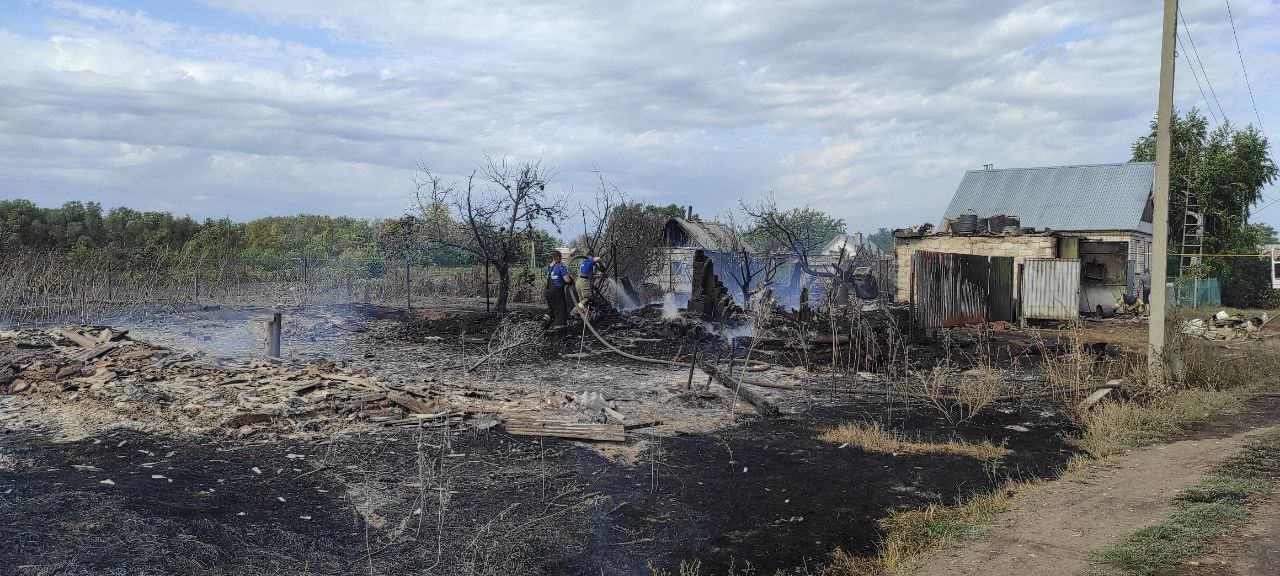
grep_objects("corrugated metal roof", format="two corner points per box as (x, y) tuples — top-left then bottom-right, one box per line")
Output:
(942, 162), (1154, 234)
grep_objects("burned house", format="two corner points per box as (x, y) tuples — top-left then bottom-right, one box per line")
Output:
(647, 217), (750, 294)
(896, 162), (1155, 325)
(644, 216), (889, 316)
(641, 217), (759, 319)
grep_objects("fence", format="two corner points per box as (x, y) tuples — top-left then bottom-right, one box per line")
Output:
(1174, 277), (1222, 308)
(910, 251), (1013, 328)
(0, 251), (545, 327)
(1020, 258), (1081, 320)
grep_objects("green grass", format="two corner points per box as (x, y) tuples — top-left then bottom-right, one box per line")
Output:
(1090, 428), (1280, 576)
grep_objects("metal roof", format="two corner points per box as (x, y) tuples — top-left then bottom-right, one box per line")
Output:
(942, 162), (1155, 234)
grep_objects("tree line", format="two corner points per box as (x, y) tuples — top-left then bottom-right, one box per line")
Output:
(0, 198), (562, 277)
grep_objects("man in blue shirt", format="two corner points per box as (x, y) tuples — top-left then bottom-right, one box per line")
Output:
(544, 251), (572, 328)
(575, 254), (602, 309)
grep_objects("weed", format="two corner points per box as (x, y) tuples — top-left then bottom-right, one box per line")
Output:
(1069, 387), (1243, 458)
(818, 480), (1037, 576)
(818, 422), (1011, 461)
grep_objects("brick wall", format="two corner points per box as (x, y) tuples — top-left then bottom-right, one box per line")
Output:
(893, 235), (1058, 302)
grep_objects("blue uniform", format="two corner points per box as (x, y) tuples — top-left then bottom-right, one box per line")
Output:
(579, 259), (595, 276)
(547, 263), (569, 287)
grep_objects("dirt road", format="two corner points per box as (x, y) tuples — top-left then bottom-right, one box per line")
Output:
(914, 396), (1280, 576)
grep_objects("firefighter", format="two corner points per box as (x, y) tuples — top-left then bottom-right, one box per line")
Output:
(544, 251), (572, 328)
(575, 254), (602, 309)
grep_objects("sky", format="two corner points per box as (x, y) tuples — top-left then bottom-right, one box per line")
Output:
(1, 0), (1278, 236)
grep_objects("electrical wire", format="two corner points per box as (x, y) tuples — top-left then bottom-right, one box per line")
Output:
(1251, 195), (1280, 218)
(1224, 0), (1267, 133)
(1177, 9), (1227, 126)
(1177, 34), (1221, 130)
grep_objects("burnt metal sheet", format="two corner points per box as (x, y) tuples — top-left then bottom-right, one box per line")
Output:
(1021, 258), (1081, 320)
(911, 251), (992, 328)
(988, 256), (1015, 322)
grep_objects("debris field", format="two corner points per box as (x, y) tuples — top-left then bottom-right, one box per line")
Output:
(1, 301), (1135, 575)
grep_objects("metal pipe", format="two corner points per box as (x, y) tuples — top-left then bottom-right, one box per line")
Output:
(267, 312), (282, 357)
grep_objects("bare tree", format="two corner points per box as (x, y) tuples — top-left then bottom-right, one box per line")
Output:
(413, 156), (565, 312)
(717, 209), (784, 308)
(574, 173), (682, 301)
(577, 169), (620, 258)
(742, 195), (845, 277)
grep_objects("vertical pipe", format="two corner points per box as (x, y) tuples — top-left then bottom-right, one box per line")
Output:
(1148, 0), (1177, 386)
(267, 312), (282, 357)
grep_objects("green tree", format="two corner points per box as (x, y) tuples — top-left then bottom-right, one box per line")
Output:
(867, 227), (894, 254)
(1131, 108), (1278, 307)
(743, 201), (846, 262)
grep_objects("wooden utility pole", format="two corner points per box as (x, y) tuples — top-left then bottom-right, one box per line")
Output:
(1149, 0), (1178, 385)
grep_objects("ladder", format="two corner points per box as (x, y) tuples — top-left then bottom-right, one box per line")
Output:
(1179, 187), (1204, 272)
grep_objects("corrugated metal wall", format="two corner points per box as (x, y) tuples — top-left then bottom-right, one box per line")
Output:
(911, 251), (1013, 328)
(1021, 258), (1081, 320)
(989, 256), (1015, 322)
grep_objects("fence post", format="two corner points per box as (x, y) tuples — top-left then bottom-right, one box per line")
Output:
(266, 312), (282, 357)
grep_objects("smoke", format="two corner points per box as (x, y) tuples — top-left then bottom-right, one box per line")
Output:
(660, 293), (689, 320)
(707, 322), (755, 339)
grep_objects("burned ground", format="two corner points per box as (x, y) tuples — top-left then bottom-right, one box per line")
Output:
(2, 400), (1071, 576)
(1, 302), (1107, 575)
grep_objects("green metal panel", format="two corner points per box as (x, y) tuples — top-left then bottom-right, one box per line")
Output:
(988, 256), (1015, 322)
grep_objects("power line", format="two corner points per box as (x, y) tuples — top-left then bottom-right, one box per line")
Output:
(1177, 9), (1227, 126)
(1223, 0), (1266, 133)
(1252, 195), (1280, 218)
(1176, 33), (1221, 129)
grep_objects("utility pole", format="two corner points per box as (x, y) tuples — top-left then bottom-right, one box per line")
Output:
(1149, 0), (1178, 386)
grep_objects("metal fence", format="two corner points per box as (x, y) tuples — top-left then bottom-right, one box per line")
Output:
(1020, 258), (1081, 320)
(911, 251), (1013, 328)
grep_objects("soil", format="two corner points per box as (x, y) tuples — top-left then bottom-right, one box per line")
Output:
(1, 395), (1075, 576)
(913, 395), (1280, 576)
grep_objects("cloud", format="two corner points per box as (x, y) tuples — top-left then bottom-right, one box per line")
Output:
(1, 0), (1277, 234)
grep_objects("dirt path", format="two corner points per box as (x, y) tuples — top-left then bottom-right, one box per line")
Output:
(914, 425), (1276, 576)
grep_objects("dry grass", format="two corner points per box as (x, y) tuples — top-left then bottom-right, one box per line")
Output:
(818, 422), (1011, 461)
(904, 364), (1012, 425)
(817, 480), (1037, 576)
(1070, 387), (1244, 458)
(1069, 334), (1280, 459)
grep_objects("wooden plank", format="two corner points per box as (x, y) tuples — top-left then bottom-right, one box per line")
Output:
(51, 328), (98, 348)
(503, 418), (626, 442)
(387, 392), (441, 414)
(71, 341), (123, 362)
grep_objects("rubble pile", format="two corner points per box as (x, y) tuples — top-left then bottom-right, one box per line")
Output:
(1181, 311), (1272, 341)
(0, 326), (636, 441)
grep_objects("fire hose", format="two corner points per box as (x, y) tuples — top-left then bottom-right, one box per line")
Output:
(571, 308), (1106, 403)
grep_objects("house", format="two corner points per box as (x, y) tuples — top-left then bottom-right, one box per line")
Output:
(646, 217), (747, 292)
(941, 162), (1155, 273)
(896, 162), (1155, 324)
(647, 218), (889, 312)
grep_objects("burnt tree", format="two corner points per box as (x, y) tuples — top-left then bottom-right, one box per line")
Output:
(413, 156), (564, 312)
